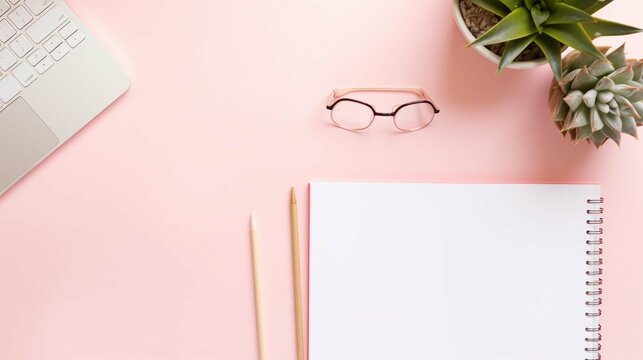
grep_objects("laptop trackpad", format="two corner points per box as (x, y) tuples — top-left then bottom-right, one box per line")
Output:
(0, 98), (59, 192)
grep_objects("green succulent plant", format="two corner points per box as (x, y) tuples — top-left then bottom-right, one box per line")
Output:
(468, 0), (641, 79)
(549, 45), (643, 147)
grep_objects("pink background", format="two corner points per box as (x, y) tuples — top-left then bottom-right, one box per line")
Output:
(0, 0), (641, 359)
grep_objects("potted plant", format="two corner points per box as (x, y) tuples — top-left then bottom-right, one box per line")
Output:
(453, 0), (641, 79)
(549, 44), (643, 147)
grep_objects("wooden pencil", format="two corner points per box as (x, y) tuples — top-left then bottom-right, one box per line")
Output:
(290, 188), (305, 360)
(250, 214), (266, 360)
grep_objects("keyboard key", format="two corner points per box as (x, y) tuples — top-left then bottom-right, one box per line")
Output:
(0, 1), (9, 16)
(59, 22), (77, 39)
(34, 55), (53, 74)
(0, 19), (16, 42)
(9, 6), (33, 29)
(50, 42), (69, 61)
(67, 31), (85, 48)
(9, 34), (34, 57)
(26, 6), (67, 43)
(25, 0), (54, 15)
(27, 48), (46, 65)
(43, 34), (61, 52)
(0, 75), (20, 102)
(13, 63), (36, 86)
(0, 48), (16, 70)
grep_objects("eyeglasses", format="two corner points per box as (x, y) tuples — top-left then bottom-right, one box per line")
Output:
(326, 88), (440, 132)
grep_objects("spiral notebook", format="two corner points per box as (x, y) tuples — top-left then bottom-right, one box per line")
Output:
(309, 183), (603, 360)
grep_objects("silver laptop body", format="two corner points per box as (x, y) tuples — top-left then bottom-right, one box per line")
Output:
(0, 0), (129, 197)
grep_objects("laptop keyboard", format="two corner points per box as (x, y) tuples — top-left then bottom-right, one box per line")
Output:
(0, 0), (84, 109)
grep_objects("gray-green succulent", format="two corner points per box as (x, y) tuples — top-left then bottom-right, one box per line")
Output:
(549, 45), (643, 147)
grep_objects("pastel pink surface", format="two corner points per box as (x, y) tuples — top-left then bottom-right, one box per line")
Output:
(0, 0), (641, 359)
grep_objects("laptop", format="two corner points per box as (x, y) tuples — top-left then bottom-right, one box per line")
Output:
(0, 0), (129, 197)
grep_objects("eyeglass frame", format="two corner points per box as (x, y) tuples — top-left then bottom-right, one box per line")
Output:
(326, 88), (441, 132)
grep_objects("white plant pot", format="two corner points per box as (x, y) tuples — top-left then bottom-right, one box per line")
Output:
(453, 0), (547, 69)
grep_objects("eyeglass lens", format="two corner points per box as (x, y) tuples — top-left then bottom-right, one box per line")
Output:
(331, 100), (435, 131)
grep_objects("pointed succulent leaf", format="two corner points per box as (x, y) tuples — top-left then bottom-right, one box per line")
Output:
(588, 59), (615, 77)
(615, 95), (640, 117)
(543, 24), (606, 61)
(635, 102), (643, 119)
(583, 18), (643, 38)
(571, 67), (598, 91)
(601, 125), (621, 145)
(595, 77), (615, 91)
(608, 65), (634, 84)
(589, 131), (607, 147)
(552, 100), (569, 122)
(534, 35), (563, 80)
(583, 89), (598, 107)
(612, 84), (638, 97)
(563, 105), (590, 130)
(606, 44), (627, 68)
(577, 123), (594, 141)
(469, 8), (537, 46)
(603, 111), (623, 131)
(546, 3), (594, 24)
(472, 0), (510, 17)
(628, 89), (643, 104)
(597, 91), (614, 104)
(531, 7), (550, 29)
(559, 68), (580, 92)
(562, 50), (581, 69)
(631, 61), (643, 81)
(571, 48), (608, 68)
(562, 109), (575, 131)
(564, 90), (584, 111)
(621, 116), (638, 138)
(499, 0), (523, 10)
(590, 107), (604, 132)
(498, 35), (538, 71)
(628, 87), (643, 104)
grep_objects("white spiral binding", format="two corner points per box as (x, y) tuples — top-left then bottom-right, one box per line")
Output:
(585, 198), (603, 360)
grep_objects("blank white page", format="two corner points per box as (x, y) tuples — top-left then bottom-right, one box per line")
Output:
(309, 183), (600, 360)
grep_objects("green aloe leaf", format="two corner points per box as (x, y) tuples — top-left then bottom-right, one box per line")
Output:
(472, 0), (510, 17)
(546, 3), (594, 24)
(531, 7), (550, 29)
(534, 34), (563, 80)
(499, 0), (523, 10)
(583, 0), (614, 14)
(583, 18), (643, 37)
(498, 34), (538, 71)
(543, 23), (606, 60)
(469, 8), (537, 46)
(543, 0), (558, 10)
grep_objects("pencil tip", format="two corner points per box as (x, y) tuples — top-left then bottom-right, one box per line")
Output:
(291, 187), (297, 204)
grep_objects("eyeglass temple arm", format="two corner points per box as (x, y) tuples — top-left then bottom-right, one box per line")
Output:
(328, 88), (440, 111)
